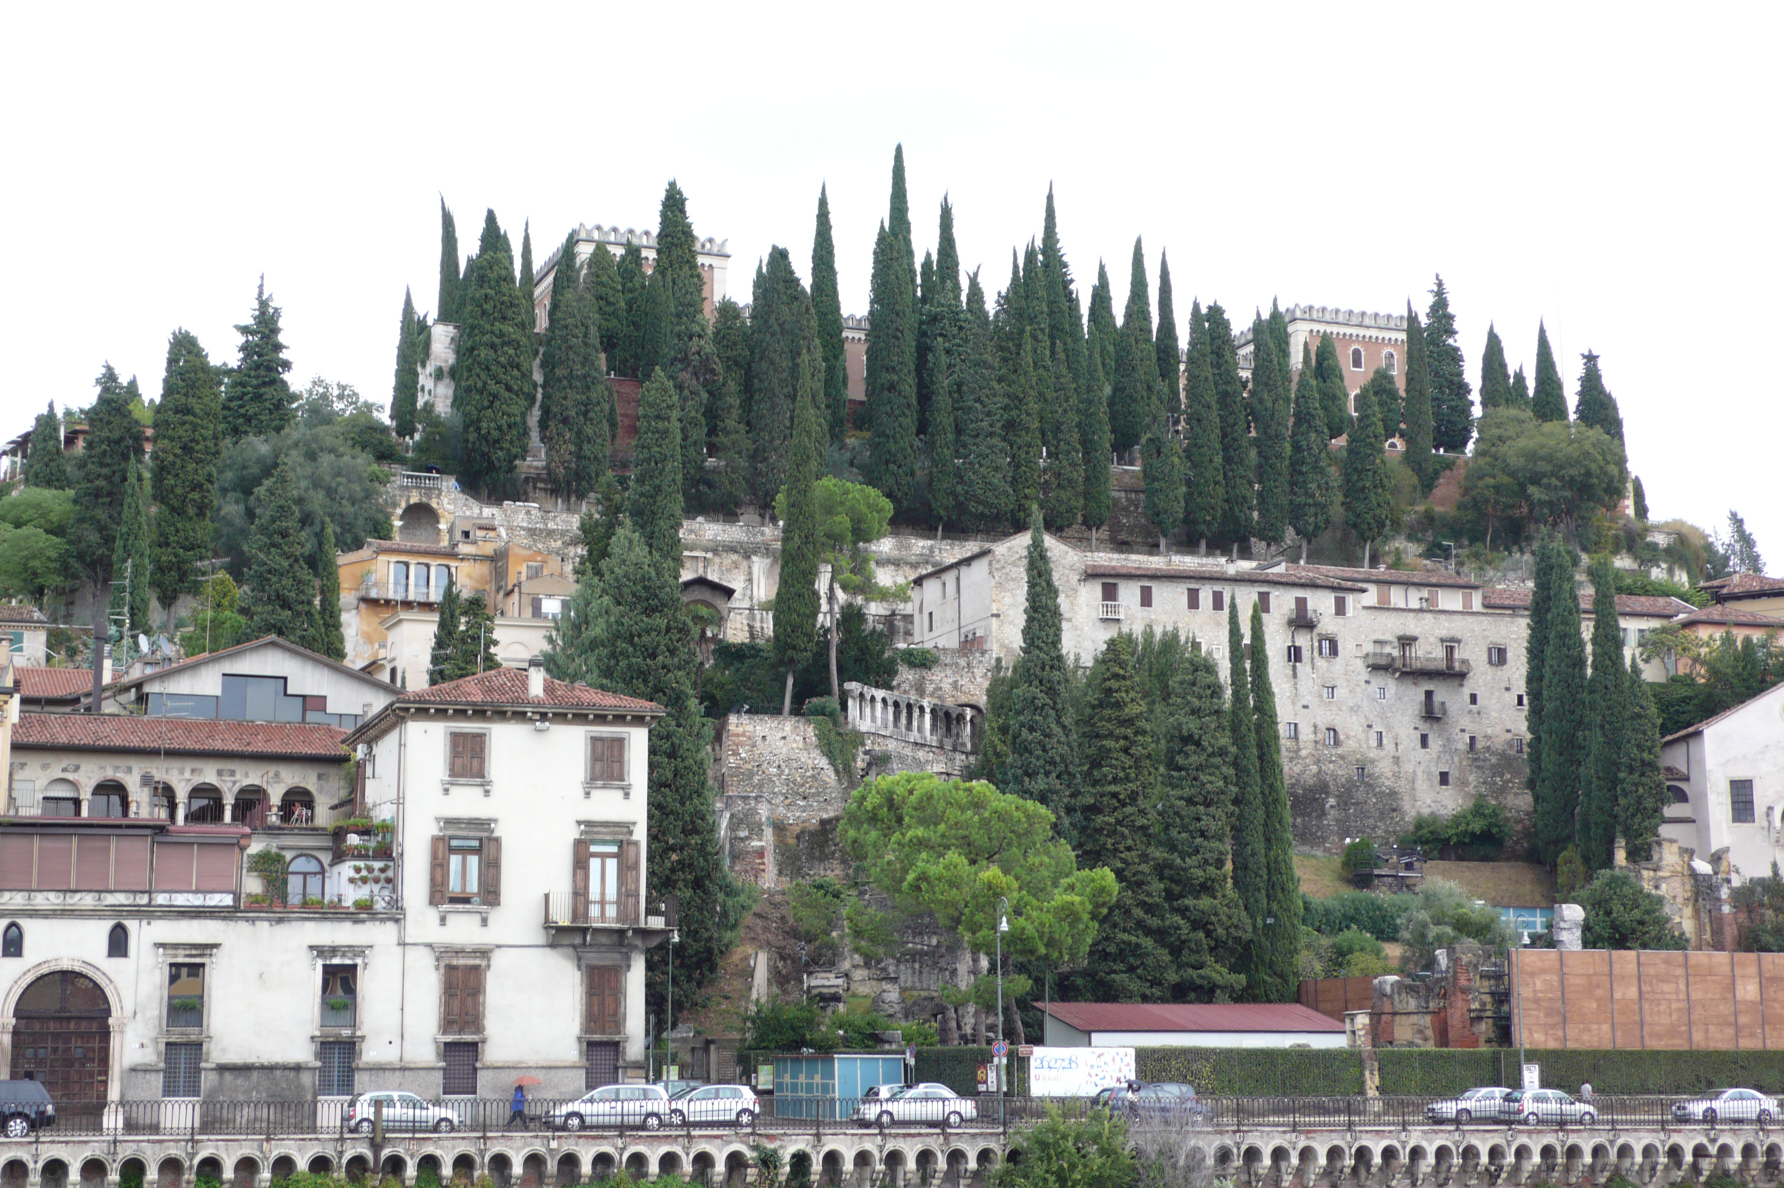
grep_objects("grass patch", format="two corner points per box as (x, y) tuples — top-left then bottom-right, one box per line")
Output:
(1424, 860), (1555, 907)
(1296, 854), (1351, 898)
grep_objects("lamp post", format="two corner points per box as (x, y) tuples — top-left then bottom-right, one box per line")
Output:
(996, 896), (1009, 1128)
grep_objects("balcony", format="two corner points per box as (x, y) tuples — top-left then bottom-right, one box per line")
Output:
(357, 581), (441, 604)
(1398, 655), (1472, 677)
(542, 892), (666, 944)
(1288, 609), (1321, 629)
(1420, 700), (1448, 720)
(1098, 602), (1125, 621)
(332, 821), (394, 862)
(1364, 651), (1396, 670)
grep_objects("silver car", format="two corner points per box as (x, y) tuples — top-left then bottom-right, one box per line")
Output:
(545, 1083), (670, 1131)
(1672, 1088), (1780, 1125)
(345, 1091), (460, 1133)
(851, 1082), (977, 1128)
(1427, 1087), (1517, 1124)
(667, 1084), (760, 1127)
(1512, 1089), (1596, 1126)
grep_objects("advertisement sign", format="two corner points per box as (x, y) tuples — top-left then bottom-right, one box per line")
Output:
(1027, 1046), (1136, 1097)
(1522, 1063), (1540, 1091)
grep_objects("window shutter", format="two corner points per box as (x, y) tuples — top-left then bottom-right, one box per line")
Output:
(621, 840), (641, 925)
(354, 758), (367, 814)
(572, 839), (590, 924)
(530, 596), (543, 619)
(441, 965), (461, 1033)
(586, 966), (621, 1034)
(449, 733), (467, 778)
(462, 966), (484, 1033)
(483, 837), (501, 906)
(1335, 595), (1348, 616)
(468, 733), (486, 779)
(429, 836), (447, 905)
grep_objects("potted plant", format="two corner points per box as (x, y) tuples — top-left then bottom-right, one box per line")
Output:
(352, 899), (372, 911)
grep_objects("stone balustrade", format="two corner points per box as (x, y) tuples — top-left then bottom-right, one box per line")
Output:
(843, 682), (979, 754)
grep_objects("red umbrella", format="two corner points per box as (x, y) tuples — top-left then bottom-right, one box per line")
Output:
(513, 1075), (542, 1087)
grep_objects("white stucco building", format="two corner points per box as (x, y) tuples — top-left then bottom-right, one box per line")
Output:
(1660, 680), (1784, 882)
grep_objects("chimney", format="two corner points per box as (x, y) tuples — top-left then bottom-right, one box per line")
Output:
(527, 655), (545, 699)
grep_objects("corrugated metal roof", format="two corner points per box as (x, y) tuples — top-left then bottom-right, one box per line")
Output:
(1041, 1002), (1345, 1033)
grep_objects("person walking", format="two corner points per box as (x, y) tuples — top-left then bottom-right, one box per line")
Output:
(509, 1083), (527, 1127)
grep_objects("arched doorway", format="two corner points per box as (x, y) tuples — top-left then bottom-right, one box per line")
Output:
(10, 971), (111, 1116)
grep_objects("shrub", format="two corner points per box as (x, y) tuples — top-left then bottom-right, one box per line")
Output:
(995, 1109), (1134, 1188)
(896, 646), (940, 669)
(1341, 837), (1379, 885)
(1397, 796), (1511, 860)
(1397, 879), (1513, 973)
(1303, 890), (1414, 940)
(1578, 869), (1690, 950)
(786, 878), (848, 967)
(1555, 847), (1590, 898)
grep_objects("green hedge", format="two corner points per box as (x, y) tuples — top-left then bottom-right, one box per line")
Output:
(1133, 1048), (1365, 1096)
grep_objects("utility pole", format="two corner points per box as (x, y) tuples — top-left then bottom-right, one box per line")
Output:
(996, 896), (1009, 1128)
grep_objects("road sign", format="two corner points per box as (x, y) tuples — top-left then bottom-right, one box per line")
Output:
(992, 1040), (1009, 1058)
(1018, 1045), (1034, 1058)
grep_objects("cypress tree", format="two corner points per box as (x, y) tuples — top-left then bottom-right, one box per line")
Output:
(584, 243), (624, 363)
(428, 575), (462, 686)
(150, 329), (222, 623)
(1004, 512), (1080, 832)
(747, 248), (807, 510)
(1087, 262), (1118, 396)
(1424, 275), (1474, 452)
(1181, 301), (1225, 552)
(1526, 532), (1563, 805)
(1509, 365), (1531, 411)
(672, 320), (720, 510)
(24, 403), (68, 490)
(1039, 186), (1082, 388)
(223, 278), (295, 440)
(1141, 381), (1183, 553)
(1479, 323), (1512, 412)
(1618, 654), (1668, 863)
(627, 368), (683, 568)
(1208, 303), (1254, 545)
(517, 221), (535, 302)
(1537, 553), (1588, 866)
(1227, 601), (1267, 942)
(1109, 238), (1155, 452)
(1580, 556), (1626, 871)
(1042, 343), (1083, 529)
(539, 241), (610, 504)
(392, 289), (422, 439)
(71, 364), (143, 591)
(454, 211), (535, 493)
(1365, 366), (1401, 447)
(704, 377), (750, 515)
(1532, 321), (1568, 422)
(243, 458), (316, 646)
(1314, 332), (1351, 440)
(866, 148), (920, 514)
(310, 519), (346, 661)
(1342, 371), (1390, 568)
(1401, 304), (1435, 486)
(1251, 601), (1302, 1002)
(1632, 477), (1649, 523)
(437, 199), (461, 323)
(614, 244), (649, 378)
(811, 185), (849, 446)
(1007, 337), (1043, 518)
(446, 594), (500, 679)
(1078, 330), (1112, 547)
(1573, 351), (1626, 456)
(1267, 300), (1290, 376)
(927, 344), (957, 527)
(773, 355), (824, 714)
(955, 272), (1011, 531)
(1288, 341), (1333, 562)
(635, 266), (673, 390)
(1250, 327), (1290, 546)
(655, 181), (706, 357)
(111, 461), (152, 636)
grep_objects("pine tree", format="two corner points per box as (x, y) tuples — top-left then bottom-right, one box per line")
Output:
(1617, 654), (1668, 863)
(1250, 327), (1290, 546)
(1042, 343), (1083, 529)
(865, 148), (920, 514)
(1288, 341), (1333, 562)
(1181, 301), (1225, 552)
(811, 185), (849, 446)
(773, 355), (824, 713)
(150, 329), (222, 622)
(1400, 304), (1435, 487)
(1633, 476), (1649, 523)
(446, 594), (501, 679)
(1509, 365), (1532, 411)
(955, 272), (1011, 531)
(1526, 532), (1563, 806)
(1004, 512), (1081, 832)
(1532, 321), (1568, 422)
(437, 199), (462, 323)
(71, 364), (144, 590)
(1227, 602), (1267, 944)
(111, 460), (152, 636)
(1208, 303), (1254, 545)
(517, 221), (535, 302)
(1537, 553), (1588, 866)
(454, 211), (535, 493)
(309, 519), (346, 661)
(243, 458), (316, 646)
(1314, 332), (1351, 440)
(1073, 633), (1175, 1002)
(927, 345), (957, 527)
(1580, 556), (1626, 871)
(223, 278), (295, 440)
(392, 289), (422, 438)
(428, 574), (463, 686)
(1251, 601), (1302, 1002)
(746, 248), (809, 510)
(627, 368), (683, 567)
(1573, 351), (1627, 457)
(539, 240), (610, 504)
(1342, 372), (1390, 568)
(23, 402), (68, 489)
(1424, 275), (1474, 452)
(1109, 239), (1156, 452)
(1479, 323), (1512, 412)
(1079, 329), (1113, 546)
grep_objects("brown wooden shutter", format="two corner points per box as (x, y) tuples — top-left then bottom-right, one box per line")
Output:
(482, 837), (501, 906)
(1295, 596), (1308, 619)
(1186, 588), (1199, 610)
(585, 966), (621, 1034)
(429, 836), (447, 905)
(449, 733), (468, 778)
(441, 965), (461, 1033)
(530, 596), (543, 619)
(1258, 591), (1271, 613)
(1335, 595), (1348, 616)
(462, 966), (485, 1033)
(468, 733), (486, 779)
(1100, 582), (1117, 603)
(1377, 583), (1391, 607)
(620, 840), (641, 925)
(1139, 585), (1152, 608)
(572, 839), (590, 924)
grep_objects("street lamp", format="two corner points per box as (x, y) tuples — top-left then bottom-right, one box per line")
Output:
(996, 896), (1009, 1128)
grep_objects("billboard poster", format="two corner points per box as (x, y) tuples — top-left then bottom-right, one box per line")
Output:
(1027, 1046), (1136, 1096)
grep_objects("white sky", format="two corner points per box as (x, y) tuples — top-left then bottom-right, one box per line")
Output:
(4, 2), (1779, 563)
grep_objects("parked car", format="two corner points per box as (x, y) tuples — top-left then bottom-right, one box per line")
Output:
(544, 1084), (670, 1131)
(859, 1083), (905, 1109)
(1114, 1083), (1211, 1124)
(667, 1084), (760, 1127)
(1672, 1088), (1780, 1124)
(0, 1081), (54, 1138)
(1091, 1080), (1143, 1110)
(345, 1092), (460, 1133)
(658, 1079), (707, 1099)
(1511, 1089), (1596, 1126)
(851, 1083), (978, 1128)
(1426, 1087), (1517, 1124)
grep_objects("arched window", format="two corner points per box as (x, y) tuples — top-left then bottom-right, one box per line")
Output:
(186, 785), (224, 824)
(2, 923), (22, 958)
(1668, 784), (1691, 804)
(1350, 346), (1364, 371)
(280, 788), (315, 826)
(234, 786), (268, 829)
(287, 855), (326, 904)
(41, 777), (80, 818)
(107, 924), (129, 958)
(90, 780), (129, 819)
(1383, 350), (1396, 375)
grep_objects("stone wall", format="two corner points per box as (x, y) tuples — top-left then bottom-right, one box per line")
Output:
(891, 650), (999, 707)
(715, 715), (853, 889)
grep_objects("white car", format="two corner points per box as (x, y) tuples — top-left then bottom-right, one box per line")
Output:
(1673, 1088), (1780, 1124)
(851, 1082), (977, 1128)
(667, 1084), (760, 1127)
(546, 1084), (671, 1131)
(345, 1092), (460, 1133)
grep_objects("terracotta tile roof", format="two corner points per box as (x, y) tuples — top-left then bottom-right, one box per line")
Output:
(0, 605), (48, 624)
(1294, 565), (1480, 589)
(12, 714), (350, 759)
(1482, 588), (1696, 618)
(1041, 1002), (1344, 1034)
(363, 538), (463, 558)
(396, 666), (662, 712)
(1705, 573), (1784, 599)
(17, 668), (106, 701)
(1676, 605), (1784, 628)
(1082, 564), (1366, 592)
(1482, 587), (1534, 610)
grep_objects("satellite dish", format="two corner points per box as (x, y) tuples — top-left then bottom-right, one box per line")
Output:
(138, 633), (150, 653)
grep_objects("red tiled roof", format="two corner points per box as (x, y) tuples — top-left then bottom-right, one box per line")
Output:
(397, 667), (662, 712)
(1705, 573), (1784, 599)
(1677, 605), (1784, 628)
(1294, 565), (1480, 589)
(0, 605), (48, 624)
(12, 714), (349, 759)
(1482, 588), (1696, 618)
(17, 668), (105, 700)
(1081, 565), (1366, 592)
(1482, 587), (1533, 609)
(1041, 1002), (1344, 1034)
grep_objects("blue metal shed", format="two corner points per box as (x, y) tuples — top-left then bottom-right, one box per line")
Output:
(771, 1052), (907, 1120)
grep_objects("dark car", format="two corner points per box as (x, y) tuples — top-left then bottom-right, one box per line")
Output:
(1112, 1082), (1211, 1124)
(0, 1081), (55, 1138)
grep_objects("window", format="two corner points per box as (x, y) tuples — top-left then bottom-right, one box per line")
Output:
(1356, 767), (1367, 780)
(525, 562), (545, 580)
(1318, 638), (1339, 658)
(1516, 693), (1526, 708)
(449, 840), (481, 896)
(589, 841), (622, 921)
(168, 963), (204, 1029)
(440, 966), (485, 1035)
(430, 836), (501, 906)
(1334, 595), (1348, 617)
(587, 736), (627, 784)
(1488, 646), (1508, 666)
(1323, 685), (1337, 700)
(108, 924), (128, 958)
(1350, 346), (1364, 371)
(1732, 780), (1757, 824)
(1212, 590), (1225, 612)
(1187, 588), (1200, 610)
(1468, 735), (1477, 753)
(1285, 644), (1304, 664)
(585, 966), (624, 1036)
(1257, 591), (1272, 613)
(1100, 582), (1118, 603)
(1469, 692), (1479, 706)
(318, 1041), (356, 1097)
(413, 564), (431, 601)
(1139, 585), (1153, 609)
(1375, 731), (1385, 749)
(927, 611), (933, 632)
(1, 924), (19, 958)
(1324, 728), (1340, 747)
(1439, 771), (1451, 787)
(448, 731), (487, 780)
(287, 855), (325, 904)
(1420, 733), (1430, 750)
(391, 561), (409, 599)
(1514, 737), (1526, 755)
(1376, 686), (1387, 701)
(163, 1042), (203, 1098)
(585, 1040), (621, 1089)
(442, 1041), (479, 1096)
(1463, 592), (1474, 611)
(1383, 350), (1397, 374)
(322, 964), (357, 1027)
(89, 783), (128, 818)
(1668, 784), (1690, 805)
(1285, 722), (1299, 740)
